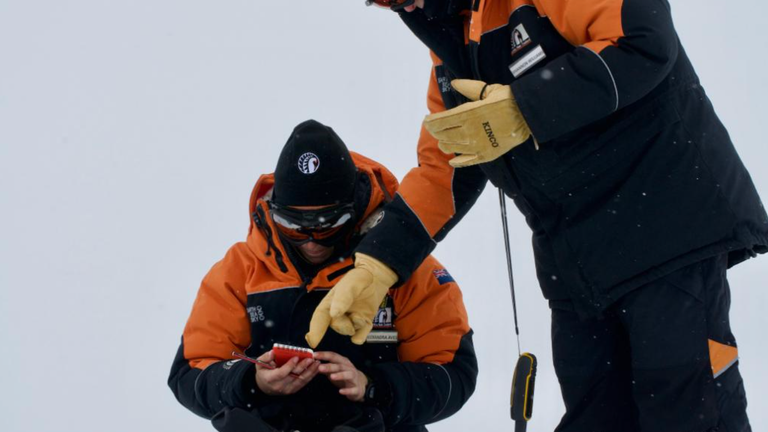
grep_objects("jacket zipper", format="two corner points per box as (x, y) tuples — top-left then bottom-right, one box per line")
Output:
(286, 277), (313, 345)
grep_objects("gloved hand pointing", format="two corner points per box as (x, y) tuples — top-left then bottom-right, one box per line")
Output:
(424, 79), (532, 168)
(306, 253), (397, 348)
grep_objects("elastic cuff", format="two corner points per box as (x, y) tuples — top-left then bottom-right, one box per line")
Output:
(361, 367), (394, 418)
(230, 361), (264, 408)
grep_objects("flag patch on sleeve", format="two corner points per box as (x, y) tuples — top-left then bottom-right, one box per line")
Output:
(433, 268), (455, 285)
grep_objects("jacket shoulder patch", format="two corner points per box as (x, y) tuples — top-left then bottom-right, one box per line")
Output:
(433, 268), (455, 285)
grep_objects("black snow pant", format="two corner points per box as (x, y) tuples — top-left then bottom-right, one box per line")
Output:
(552, 255), (750, 432)
(212, 404), (385, 432)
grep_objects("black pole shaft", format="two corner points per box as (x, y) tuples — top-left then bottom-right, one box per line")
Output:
(498, 189), (521, 356)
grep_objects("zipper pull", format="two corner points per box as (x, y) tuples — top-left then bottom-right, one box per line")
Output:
(275, 250), (288, 273)
(253, 208), (272, 256)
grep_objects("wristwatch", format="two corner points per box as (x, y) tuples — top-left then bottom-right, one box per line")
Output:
(363, 373), (376, 402)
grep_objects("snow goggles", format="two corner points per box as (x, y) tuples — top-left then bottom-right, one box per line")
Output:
(269, 201), (356, 247)
(365, 0), (415, 11)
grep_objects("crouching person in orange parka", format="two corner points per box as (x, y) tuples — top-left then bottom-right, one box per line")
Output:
(168, 120), (478, 432)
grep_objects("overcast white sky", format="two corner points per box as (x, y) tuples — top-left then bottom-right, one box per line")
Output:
(1, 1), (766, 431)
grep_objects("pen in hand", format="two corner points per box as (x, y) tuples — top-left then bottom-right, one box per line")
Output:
(231, 351), (303, 378)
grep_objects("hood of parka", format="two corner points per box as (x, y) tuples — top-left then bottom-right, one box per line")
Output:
(245, 151), (399, 288)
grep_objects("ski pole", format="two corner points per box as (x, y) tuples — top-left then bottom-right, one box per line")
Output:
(499, 189), (521, 357)
(498, 189), (537, 432)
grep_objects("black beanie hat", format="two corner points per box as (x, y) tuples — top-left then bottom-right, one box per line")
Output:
(272, 120), (358, 207)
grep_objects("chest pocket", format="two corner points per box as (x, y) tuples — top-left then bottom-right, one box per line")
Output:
(245, 288), (399, 369)
(244, 287), (303, 356)
(475, 5), (573, 85)
(360, 294), (400, 369)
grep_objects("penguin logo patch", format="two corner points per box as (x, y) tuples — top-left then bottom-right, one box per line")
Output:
(511, 24), (532, 56)
(297, 153), (320, 174)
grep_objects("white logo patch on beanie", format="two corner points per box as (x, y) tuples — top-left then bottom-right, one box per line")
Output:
(297, 152), (320, 174)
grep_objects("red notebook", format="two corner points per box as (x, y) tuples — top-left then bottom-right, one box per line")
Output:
(272, 343), (314, 367)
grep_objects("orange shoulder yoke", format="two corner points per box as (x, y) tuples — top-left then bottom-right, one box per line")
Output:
(392, 256), (470, 364)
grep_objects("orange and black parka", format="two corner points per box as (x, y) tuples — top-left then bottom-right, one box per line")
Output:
(356, 0), (768, 317)
(168, 152), (477, 430)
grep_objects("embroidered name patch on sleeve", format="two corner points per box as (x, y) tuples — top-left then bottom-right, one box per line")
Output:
(433, 268), (455, 285)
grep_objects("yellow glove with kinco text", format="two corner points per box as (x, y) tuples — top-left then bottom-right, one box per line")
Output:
(306, 253), (397, 348)
(424, 79), (532, 168)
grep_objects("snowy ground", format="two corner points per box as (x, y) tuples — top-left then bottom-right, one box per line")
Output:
(1, 1), (766, 431)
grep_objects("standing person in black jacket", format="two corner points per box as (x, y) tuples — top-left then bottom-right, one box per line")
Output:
(306, 1), (768, 431)
(169, 120), (477, 432)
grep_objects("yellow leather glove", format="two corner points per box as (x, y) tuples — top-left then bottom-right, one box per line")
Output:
(424, 79), (532, 168)
(306, 253), (397, 348)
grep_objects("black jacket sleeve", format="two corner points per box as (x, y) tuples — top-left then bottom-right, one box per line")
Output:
(365, 332), (478, 427)
(356, 61), (488, 283)
(513, 0), (679, 142)
(168, 339), (264, 419)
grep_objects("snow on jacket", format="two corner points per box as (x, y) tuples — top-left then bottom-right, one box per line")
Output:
(356, 0), (768, 317)
(168, 152), (477, 431)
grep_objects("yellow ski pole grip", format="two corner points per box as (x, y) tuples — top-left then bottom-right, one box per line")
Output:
(511, 352), (537, 432)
